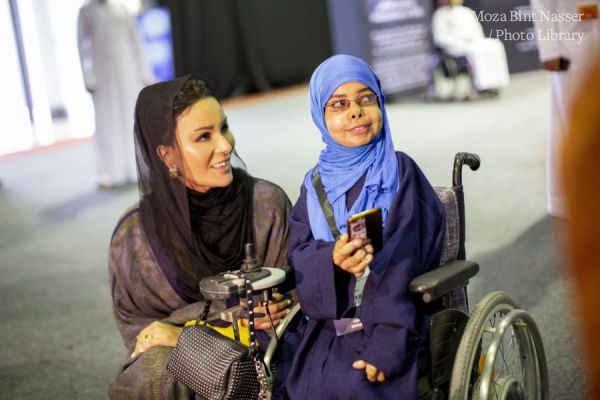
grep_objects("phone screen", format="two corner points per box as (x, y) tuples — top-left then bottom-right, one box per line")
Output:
(347, 208), (383, 252)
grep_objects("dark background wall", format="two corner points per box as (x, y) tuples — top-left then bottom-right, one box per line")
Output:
(165, 0), (332, 99)
(159, 0), (539, 99)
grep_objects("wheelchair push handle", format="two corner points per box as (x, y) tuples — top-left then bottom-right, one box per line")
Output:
(453, 152), (480, 187)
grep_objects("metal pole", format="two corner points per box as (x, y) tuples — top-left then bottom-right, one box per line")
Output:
(9, 0), (34, 124)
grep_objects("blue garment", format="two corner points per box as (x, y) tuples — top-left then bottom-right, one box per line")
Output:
(303, 54), (399, 240)
(286, 153), (445, 399)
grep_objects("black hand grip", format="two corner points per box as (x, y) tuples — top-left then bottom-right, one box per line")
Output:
(462, 152), (480, 171)
(453, 152), (480, 187)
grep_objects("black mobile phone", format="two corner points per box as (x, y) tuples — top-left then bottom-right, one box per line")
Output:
(347, 207), (383, 252)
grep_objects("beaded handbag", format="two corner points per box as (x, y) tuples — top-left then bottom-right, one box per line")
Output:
(167, 278), (268, 400)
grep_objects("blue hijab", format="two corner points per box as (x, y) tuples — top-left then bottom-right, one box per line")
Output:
(303, 55), (400, 241)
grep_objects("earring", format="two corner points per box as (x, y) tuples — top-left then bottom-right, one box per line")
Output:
(168, 166), (179, 178)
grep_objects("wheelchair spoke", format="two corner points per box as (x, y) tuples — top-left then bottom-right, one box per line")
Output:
(499, 327), (517, 377)
(485, 311), (534, 399)
(493, 378), (503, 397)
(497, 322), (540, 399)
(509, 332), (520, 378)
(498, 331), (509, 376)
(450, 292), (548, 400)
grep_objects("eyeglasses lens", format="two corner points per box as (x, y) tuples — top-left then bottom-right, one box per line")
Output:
(326, 93), (377, 112)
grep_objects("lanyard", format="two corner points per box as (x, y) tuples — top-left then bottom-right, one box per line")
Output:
(353, 267), (370, 307)
(312, 166), (371, 309)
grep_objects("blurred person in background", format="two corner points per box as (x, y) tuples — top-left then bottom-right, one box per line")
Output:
(77, 0), (154, 189)
(107, 76), (293, 399)
(560, 56), (600, 399)
(531, 0), (599, 217)
(432, 0), (510, 98)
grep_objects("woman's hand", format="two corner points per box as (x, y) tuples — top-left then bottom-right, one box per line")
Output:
(131, 321), (183, 358)
(242, 293), (293, 330)
(352, 360), (386, 383)
(333, 234), (374, 278)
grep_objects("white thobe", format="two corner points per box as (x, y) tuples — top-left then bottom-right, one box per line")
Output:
(530, 0), (600, 216)
(78, 0), (154, 186)
(432, 5), (510, 90)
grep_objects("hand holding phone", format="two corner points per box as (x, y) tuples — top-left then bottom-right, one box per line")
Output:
(332, 208), (383, 277)
(333, 235), (373, 278)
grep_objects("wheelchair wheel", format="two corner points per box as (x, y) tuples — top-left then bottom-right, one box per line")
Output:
(449, 291), (548, 400)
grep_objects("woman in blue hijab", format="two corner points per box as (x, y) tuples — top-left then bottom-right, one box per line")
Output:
(285, 55), (446, 399)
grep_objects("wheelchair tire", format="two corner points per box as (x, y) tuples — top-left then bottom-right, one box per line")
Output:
(449, 291), (548, 400)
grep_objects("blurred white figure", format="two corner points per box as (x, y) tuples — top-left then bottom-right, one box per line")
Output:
(432, 0), (510, 92)
(77, 0), (154, 188)
(530, 0), (600, 217)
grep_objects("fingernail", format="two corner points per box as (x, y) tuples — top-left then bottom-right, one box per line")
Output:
(287, 299), (292, 305)
(130, 352), (136, 358)
(352, 361), (360, 368)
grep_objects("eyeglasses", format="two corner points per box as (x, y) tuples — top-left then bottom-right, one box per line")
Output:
(324, 93), (378, 112)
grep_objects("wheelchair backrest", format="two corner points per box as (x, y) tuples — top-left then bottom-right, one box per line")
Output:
(434, 187), (460, 265)
(433, 186), (468, 314)
(424, 187), (470, 389)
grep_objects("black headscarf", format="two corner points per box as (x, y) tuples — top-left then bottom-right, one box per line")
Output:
(134, 75), (254, 302)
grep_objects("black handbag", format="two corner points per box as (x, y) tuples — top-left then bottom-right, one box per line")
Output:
(167, 278), (268, 400)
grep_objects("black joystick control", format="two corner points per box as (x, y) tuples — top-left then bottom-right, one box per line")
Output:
(241, 243), (259, 273)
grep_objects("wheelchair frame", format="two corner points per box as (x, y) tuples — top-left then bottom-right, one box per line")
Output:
(264, 153), (549, 400)
(427, 49), (501, 102)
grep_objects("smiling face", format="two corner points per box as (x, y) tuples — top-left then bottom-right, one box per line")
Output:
(158, 97), (234, 192)
(324, 81), (382, 148)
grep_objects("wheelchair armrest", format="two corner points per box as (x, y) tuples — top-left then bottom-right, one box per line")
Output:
(409, 260), (479, 303)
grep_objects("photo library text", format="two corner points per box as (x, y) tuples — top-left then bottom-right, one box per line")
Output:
(490, 28), (584, 45)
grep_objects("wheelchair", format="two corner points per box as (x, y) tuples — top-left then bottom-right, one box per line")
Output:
(263, 152), (549, 400)
(427, 49), (475, 102)
(427, 49), (500, 102)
